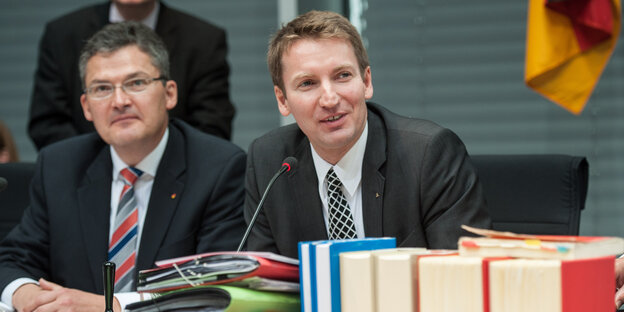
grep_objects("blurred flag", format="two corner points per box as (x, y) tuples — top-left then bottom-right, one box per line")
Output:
(524, 0), (621, 114)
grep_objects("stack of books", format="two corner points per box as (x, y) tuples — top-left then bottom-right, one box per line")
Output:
(298, 237), (396, 312)
(126, 251), (301, 312)
(331, 227), (624, 312)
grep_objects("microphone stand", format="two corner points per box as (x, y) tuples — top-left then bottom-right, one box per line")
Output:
(237, 160), (293, 252)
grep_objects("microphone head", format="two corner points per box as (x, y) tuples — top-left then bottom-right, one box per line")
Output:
(0, 177), (7, 192)
(281, 156), (298, 172)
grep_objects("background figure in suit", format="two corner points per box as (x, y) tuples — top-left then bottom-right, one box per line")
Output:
(0, 22), (245, 312)
(244, 11), (491, 259)
(29, 0), (235, 150)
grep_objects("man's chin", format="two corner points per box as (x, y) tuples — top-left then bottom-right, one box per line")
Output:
(107, 131), (142, 147)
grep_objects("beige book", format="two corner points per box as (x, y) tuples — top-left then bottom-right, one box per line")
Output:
(374, 248), (435, 312)
(418, 255), (486, 312)
(339, 249), (423, 312)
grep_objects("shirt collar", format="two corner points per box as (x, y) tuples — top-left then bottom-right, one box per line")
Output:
(311, 121), (368, 197)
(111, 127), (169, 180)
(109, 1), (160, 30)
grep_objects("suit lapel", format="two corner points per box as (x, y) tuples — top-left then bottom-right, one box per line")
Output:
(361, 109), (387, 237)
(77, 145), (113, 293)
(136, 125), (186, 271)
(291, 140), (328, 241)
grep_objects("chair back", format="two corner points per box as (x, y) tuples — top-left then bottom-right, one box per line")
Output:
(0, 162), (35, 240)
(471, 154), (588, 235)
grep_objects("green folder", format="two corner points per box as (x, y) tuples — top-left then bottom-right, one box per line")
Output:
(126, 285), (300, 312)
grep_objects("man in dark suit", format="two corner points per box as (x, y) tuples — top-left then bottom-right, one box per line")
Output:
(0, 22), (245, 312)
(244, 11), (491, 259)
(29, 0), (234, 150)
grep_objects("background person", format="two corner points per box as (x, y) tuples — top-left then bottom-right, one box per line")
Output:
(29, 0), (235, 150)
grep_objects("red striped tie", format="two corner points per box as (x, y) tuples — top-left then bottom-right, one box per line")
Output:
(108, 167), (142, 292)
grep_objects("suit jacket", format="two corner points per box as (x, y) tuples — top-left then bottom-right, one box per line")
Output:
(0, 119), (246, 294)
(28, 1), (234, 149)
(244, 103), (491, 258)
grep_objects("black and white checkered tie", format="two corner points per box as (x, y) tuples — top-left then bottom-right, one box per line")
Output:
(327, 168), (357, 239)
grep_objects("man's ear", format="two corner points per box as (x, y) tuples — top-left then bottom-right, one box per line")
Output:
(164, 80), (178, 110)
(80, 94), (93, 122)
(275, 86), (290, 117)
(363, 66), (374, 100)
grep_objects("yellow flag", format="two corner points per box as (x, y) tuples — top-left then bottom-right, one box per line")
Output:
(525, 0), (621, 114)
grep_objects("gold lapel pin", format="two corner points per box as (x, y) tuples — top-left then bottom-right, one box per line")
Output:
(171, 193), (177, 199)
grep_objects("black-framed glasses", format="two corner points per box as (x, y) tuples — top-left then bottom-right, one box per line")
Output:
(84, 76), (168, 99)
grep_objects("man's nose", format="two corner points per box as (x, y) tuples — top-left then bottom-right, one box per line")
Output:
(319, 81), (339, 108)
(111, 86), (132, 108)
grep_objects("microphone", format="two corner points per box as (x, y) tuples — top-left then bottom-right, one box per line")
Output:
(237, 156), (297, 252)
(102, 261), (115, 312)
(0, 177), (7, 192)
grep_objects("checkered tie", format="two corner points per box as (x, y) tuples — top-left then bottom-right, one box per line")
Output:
(108, 167), (142, 292)
(327, 168), (357, 239)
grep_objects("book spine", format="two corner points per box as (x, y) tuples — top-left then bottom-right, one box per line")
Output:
(561, 256), (613, 312)
(298, 242), (312, 312)
(316, 243), (332, 312)
(310, 242), (321, 312)
(339, 252), (375, 312)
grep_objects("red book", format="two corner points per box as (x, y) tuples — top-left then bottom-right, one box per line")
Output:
(488, 256), (614, 312)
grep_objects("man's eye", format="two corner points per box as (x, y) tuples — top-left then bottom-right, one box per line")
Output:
(338, 72), (352, 79)
(299, 80), (313, 88)
(129, 79), (147, 87)
(93, 85), (112, 93)
(125, 79), (149, 91)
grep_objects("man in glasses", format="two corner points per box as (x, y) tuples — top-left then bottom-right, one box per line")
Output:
(29, 0), (235, 150)
(0, 22), (246, 312)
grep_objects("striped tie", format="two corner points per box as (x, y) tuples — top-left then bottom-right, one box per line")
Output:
(108, 167), (142, 292)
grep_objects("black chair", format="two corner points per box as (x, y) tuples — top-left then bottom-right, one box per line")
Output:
(0, 162), (36, 241)
(471, 154), (588, 235)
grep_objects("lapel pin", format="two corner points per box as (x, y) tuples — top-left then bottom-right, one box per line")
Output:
(171, 193), (177, 199)
(376, 192), (381, 198)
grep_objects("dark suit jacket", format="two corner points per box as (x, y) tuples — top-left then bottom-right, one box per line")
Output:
(244, 103), (491, 258)
(0, 119), (246, 294)
(29, 1), (234, 149)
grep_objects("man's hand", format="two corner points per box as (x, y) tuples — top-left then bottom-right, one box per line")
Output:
(13, 278), (121, 312)
(616, 258), (624, 309)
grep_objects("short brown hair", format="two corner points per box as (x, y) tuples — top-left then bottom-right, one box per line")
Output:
(79, 21), (170, 89)
(267, 10), (369, 93)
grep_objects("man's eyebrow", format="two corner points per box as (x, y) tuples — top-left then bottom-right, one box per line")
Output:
(292, 72), (314, 81)
(87, 72), (151, 85)
(333, 64), (356, 73)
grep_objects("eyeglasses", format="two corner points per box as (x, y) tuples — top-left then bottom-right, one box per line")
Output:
(84, 76), (167, 99)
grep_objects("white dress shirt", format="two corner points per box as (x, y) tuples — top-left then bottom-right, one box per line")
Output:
(311, 122), (368, 238)
(109, 2), (160, 29)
